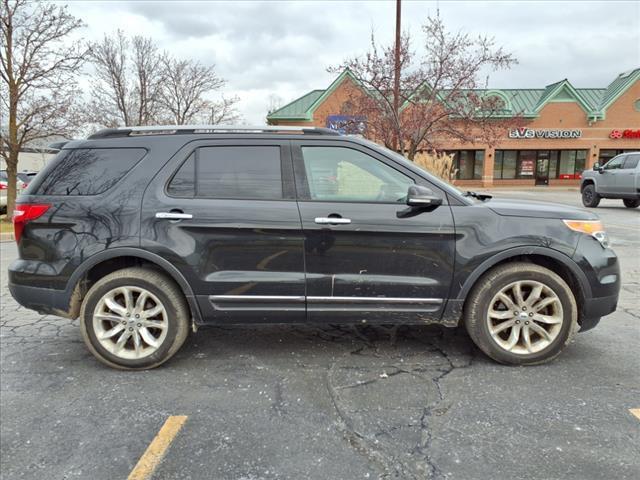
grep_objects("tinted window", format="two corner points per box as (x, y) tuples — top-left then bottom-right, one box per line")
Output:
(167, 146), (283, 200)
(35, 148), (146, 195)
(167, 153), (195, 197)
(604, 156), (625, 170)
(623, 154), (639, 170)
(301, 146), (413, 202)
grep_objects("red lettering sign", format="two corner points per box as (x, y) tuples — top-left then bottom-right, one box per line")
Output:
(610, 129), (640, 139)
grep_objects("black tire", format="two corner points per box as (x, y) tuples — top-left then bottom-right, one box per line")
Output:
(623, 198), (640, 208)
(464, 262), (578, 365)
(80, 267), (190, 370)
(581, 184), (600, 207)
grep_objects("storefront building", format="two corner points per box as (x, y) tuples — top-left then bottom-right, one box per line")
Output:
(267, 68), (640, 187)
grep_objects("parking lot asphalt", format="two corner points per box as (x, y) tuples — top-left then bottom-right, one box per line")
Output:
(1, 190), (639, 480)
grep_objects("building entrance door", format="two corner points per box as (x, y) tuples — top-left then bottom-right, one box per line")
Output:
(535, 151), (550, 186)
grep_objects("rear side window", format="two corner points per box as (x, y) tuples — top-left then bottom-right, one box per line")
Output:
(34, 148), (146, 196)
(168, 146), (283, 200)
(623, 154), (639, 169)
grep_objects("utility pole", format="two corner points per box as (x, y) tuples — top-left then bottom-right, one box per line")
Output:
(393, 0), (401, 152)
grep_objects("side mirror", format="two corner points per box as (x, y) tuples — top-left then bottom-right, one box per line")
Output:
(406, 185), (442, 208)
(593, 162), (603, 172)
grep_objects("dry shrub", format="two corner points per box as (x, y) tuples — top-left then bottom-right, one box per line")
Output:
(413, 150), (458, 184)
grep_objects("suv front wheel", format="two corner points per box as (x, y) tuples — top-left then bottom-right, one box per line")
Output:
(464, 263), (578, 365)
(623, 199), (640, 208)
(581, 184), (600, 207)
(80, 267), (190, 370)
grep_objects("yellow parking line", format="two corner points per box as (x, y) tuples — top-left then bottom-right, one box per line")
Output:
(630, 409), (640, 421)
(128, 415), (188, 480)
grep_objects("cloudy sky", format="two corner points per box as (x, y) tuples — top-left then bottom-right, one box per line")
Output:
(64, 0), (640, 124)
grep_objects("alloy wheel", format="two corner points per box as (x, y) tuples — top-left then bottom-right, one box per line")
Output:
(486, 280), (563, 355)
(92, 286), (169, 360)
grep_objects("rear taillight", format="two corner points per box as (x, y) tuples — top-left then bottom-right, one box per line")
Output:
(13, 204), (50, 243)
(0, 183), (7, 190)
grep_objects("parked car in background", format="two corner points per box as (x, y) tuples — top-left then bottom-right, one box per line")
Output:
(8, 126), (620, 369)
(581, 152), (640, 208)
(17, 171), (38, 189)
(0, 170), (34, 213)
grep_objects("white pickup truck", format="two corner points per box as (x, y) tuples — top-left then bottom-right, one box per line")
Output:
(581, 152), (640, 208)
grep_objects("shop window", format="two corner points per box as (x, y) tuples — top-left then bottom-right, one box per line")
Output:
(494, 150), (517, 179)
(518, 150), (536, 178)
(493, 151), (503, 178)
(548, 151), (559, 178)
(558, 150), (586, 178)
(494, 150), (586, 180)
(445, 150), (484, 180)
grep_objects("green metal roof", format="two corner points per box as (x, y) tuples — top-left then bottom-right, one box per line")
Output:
(267, 89), (325, 120)
(597, 68), (640, 115)
(267, 68), (639, 122)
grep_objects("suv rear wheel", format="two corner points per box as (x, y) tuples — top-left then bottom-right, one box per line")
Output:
(464, 263), (578, 365)
(581, 184), (600, 207)
(80, 267), (190, 370)
(623, 199), (640, 208)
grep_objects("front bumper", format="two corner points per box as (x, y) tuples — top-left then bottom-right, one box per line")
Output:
(580, 293), (618, 331)
(572, 236), (621, 332)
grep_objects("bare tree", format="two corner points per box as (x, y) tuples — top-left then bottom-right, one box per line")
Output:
(207, 95), (241, 125)
(0, 0), (85, 217)
(88, 33), (239, 127)
(87, 30), (164, 127)
(331, 15), (519, 160)
(159, 56), (239, 125)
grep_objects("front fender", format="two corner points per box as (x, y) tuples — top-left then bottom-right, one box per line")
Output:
(455, 246), (592, 300)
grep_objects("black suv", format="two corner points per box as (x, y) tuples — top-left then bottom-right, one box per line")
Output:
(8, 126), (620, 369)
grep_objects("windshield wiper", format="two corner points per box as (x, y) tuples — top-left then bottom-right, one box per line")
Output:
(463, 191), (492, 201)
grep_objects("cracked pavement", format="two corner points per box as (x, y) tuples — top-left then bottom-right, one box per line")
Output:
(1, 191), (639, 480)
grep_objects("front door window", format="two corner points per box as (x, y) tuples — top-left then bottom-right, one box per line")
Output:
(301, 146), (414, 203)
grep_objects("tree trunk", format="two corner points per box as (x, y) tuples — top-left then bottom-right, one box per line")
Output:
(407, 142), (418, 161)
(5, 150), (18, 218)
(7, 72), (19, 219)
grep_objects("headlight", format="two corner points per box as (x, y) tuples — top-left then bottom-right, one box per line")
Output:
(563, 219), (610, 248)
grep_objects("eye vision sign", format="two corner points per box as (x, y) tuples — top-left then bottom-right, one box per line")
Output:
(326, 115), (366, 134)
(508, 128), (582, 139)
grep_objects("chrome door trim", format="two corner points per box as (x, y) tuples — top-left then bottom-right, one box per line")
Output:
(209, 295), (305, 312)
(210, 295), (305, 302)
(307, 296), (442, 304)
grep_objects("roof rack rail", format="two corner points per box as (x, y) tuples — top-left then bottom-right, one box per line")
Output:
(87, 125), (341, 139)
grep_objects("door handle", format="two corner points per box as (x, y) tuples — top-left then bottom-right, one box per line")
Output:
(315, 217), (351, 225)
(155, 212), (193, 220)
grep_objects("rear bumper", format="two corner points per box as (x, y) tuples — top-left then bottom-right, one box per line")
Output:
(8, 281), (73, 318)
